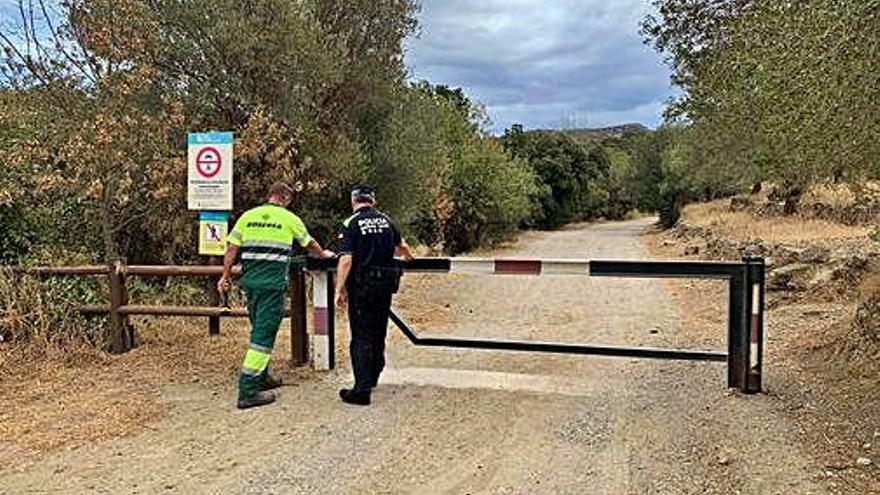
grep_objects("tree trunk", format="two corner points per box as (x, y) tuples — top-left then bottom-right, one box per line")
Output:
(750, 182), (762, 195)
(782, 188), (802, 215)
(101, 182), (119, 264)
(102, 181), (135, 352)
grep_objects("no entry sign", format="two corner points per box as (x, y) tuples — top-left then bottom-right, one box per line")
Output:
(188, 132), (233, 210)
(195, 147), (222, 178)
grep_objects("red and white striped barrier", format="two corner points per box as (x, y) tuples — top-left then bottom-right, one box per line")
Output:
(446, 258), (590, 276)
(311, 271), (331, 371)
(302, 255), (765, 393)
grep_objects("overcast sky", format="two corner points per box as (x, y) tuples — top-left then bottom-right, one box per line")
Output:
(405, 0), (674, 133)
(1, 1), (673, 133)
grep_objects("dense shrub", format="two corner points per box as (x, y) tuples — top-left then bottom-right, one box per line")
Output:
(0, 270), (106, 353)
(501, 125), (615, 229)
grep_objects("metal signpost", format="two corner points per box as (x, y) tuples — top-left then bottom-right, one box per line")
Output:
(188, 131), (234, 334)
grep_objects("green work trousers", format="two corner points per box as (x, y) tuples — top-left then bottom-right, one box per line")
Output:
(238, 287), (286, 400)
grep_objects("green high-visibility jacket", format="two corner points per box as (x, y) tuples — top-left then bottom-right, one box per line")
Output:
(228, 204), (312, 289)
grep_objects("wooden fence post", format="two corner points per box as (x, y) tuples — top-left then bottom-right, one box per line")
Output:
(290, 268), (308, 366)
(108, 260), (134, 353)
(207, 255), (221, 336)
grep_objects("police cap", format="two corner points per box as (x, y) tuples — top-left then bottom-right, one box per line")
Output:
(351, 184), (376, 202)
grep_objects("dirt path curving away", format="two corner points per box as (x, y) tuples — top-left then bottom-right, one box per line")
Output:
(0, 218), (833, 494)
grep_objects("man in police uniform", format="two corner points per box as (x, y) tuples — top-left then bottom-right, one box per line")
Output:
(334, 185), (414, 406)
(218, 182), (334, 409)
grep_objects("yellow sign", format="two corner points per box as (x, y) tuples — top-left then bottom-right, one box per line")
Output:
(198, 212), (229, 256)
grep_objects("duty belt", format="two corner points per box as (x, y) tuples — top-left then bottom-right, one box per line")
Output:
(357, 266), (400, 280)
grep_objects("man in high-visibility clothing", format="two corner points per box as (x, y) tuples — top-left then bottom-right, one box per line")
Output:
(218, 182), (334, 410)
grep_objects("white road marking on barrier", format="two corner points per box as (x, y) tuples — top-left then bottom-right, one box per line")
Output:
(446, 257), (592, 275)
(751, 284), (760, 316)
(312, 272), (328, 304)
(540, 259), (591, 275)
(449, 258), (495, 274)
(750, 283), (761, 369)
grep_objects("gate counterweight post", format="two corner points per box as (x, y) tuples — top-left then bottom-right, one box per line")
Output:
(326, 271), (336, 370)
(727, 268), (746, 391)
(744, 257), (765, 394)
(310, 270), (333, 371)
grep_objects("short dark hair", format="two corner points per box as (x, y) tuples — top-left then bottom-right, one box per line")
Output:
(268, 182), (294, 199)
(350, 184), (376, 204)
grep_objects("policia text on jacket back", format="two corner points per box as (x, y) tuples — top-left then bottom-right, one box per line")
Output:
(218, 182), (334, 410)
(334, 185), (414, 406)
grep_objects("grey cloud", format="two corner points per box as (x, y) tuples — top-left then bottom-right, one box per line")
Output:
(406, 0), (673, 133)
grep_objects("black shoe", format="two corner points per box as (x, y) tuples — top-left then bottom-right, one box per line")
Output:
(260, 374), (283, 391)
(339, 388), (370, 406)
(237, 391), (276, 410)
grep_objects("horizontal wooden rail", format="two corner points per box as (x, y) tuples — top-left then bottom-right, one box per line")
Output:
(2, 265), (110, 276)
(8, 265), (245, 278)
(80, 304), (294, 318)
(124, 265), (242, 277)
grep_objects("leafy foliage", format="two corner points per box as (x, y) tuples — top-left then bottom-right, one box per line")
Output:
(0, 0), (541, 265)
(643, 0), (880, 207)
(501, 125), (613, 229)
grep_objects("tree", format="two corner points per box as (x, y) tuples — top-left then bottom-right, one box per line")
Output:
(502, 126), (609, 229)
(643, 0), (880, 209)
(1, 0), (186, 265)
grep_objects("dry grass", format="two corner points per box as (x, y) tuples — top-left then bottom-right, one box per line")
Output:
(802, 182), (860, 208)
(682, 198), (871, 245)
(0, 270), (104, 356)
(643, 230), (880, 492)
(0, 316), (266, 456)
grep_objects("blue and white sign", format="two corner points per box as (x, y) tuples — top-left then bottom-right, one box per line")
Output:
(188, 132), (234, 210)
(198, 211), (230, 256)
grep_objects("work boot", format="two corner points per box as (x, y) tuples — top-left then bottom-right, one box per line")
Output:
(260, 373), (283, 391)
(237, 390), (276, 410)
(339, 388), (370, 406)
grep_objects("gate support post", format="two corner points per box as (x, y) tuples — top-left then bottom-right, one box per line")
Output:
(207, 255), (221, 336)
(743, 257), (765, 394)
(290, 268), (308, 366)
(108, 260), (135, 353)
(310, 270), (335, 370)
(727, 266), (746, 391)
(327, 271), (336, 370)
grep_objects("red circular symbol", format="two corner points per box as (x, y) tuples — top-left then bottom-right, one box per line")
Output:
(195, 147), (222, 178)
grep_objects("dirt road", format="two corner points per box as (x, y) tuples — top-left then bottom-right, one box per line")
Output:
(0, 219), (831, 494)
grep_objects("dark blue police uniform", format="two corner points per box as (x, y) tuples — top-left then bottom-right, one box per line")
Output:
(338, 206), (402, 395)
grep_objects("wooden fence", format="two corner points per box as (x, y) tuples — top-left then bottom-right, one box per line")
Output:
(10, 263), (309, 364)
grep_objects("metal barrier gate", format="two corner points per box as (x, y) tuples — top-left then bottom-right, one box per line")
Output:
(306, 256), (766, 394)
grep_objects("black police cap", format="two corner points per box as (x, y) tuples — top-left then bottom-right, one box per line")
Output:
(351, 185), (376, 200)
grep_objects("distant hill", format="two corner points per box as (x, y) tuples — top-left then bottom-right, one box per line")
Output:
(525, 123), (650, 146)
(565, 123), (649, 141)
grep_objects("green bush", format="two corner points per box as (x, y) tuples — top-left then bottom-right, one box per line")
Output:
(444, 138), (538, 253)
(502, 125), (623, 229)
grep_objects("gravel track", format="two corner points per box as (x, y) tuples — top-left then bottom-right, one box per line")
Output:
(0, 219), (828, 494)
